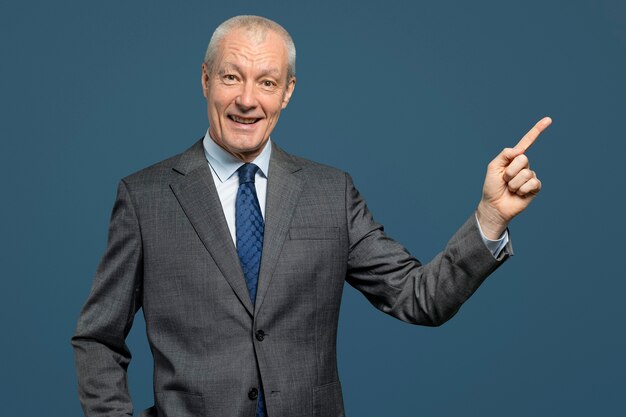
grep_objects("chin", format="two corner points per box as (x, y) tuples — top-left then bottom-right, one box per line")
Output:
(227, 136), (267, 152)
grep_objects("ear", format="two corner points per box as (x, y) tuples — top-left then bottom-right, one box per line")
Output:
(281, 76), (296, 109)
(201, 63), (210, 98)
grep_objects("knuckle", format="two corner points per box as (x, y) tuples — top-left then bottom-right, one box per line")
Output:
(518, 154), (529, 165)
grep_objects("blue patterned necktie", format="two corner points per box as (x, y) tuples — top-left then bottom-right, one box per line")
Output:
(235, 163), (267, 416)
(236, 163), (264, 304)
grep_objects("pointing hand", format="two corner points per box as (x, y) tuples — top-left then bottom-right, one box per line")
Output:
(476, 117), (552, 239)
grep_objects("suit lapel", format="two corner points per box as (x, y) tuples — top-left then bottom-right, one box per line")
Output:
(169, 139), (254, 317)
(254, 144), (304, 316)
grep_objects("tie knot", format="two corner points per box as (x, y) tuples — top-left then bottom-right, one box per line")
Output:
(238, 163), (259, 184)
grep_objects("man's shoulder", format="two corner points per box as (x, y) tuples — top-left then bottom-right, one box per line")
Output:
(119, 138), (202, 188)
(272, 143), (347, 182)
(119, 153), (181, 190)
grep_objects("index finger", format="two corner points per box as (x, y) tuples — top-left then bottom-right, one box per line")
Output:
(514, 116), (552, 152)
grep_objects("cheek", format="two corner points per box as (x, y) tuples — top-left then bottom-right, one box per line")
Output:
(208, 88), (232, 111)
(264, 98), (285, 118)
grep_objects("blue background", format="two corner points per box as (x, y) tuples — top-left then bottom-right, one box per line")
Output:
(2, 0), (625, 415)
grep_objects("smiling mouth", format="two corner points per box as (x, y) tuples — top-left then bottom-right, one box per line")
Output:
(229, 115), (261, 125)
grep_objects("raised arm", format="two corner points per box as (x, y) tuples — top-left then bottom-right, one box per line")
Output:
(344, 173), (510, 327)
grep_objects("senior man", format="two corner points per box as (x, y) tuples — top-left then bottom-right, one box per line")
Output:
(72, 15), (551, 417)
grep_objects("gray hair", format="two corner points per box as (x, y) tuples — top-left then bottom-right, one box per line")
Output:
(203, 15), (296, 80)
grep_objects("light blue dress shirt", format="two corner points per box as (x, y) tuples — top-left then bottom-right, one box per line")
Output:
(202, 130), (509, 257)
(203, 130), (271, 245)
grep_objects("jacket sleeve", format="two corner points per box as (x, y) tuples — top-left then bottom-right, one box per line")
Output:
(71, 180), (143, 417)
(344, 173), (512, 326)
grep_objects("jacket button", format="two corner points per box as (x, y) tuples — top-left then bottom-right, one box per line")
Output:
(248, 388), (258, 400)
(255, 330), (265, 341)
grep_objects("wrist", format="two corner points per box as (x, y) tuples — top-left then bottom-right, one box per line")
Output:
(476, 201), (509, 240)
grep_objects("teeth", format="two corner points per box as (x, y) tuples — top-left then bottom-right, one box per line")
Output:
(231, 115), (257, 124)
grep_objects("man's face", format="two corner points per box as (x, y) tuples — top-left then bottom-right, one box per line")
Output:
(202, 28), (296, 162)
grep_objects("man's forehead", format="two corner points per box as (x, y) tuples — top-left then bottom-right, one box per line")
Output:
(215, 30), (288, 74)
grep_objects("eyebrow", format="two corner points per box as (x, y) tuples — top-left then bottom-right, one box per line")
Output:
(219, 62), (281, 77)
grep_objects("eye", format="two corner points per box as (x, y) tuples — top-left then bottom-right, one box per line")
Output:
(262, 80), (276, 88)
(222, 74), (238, 84)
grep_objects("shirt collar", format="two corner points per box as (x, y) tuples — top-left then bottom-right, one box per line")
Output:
(202, 129), (272, 183)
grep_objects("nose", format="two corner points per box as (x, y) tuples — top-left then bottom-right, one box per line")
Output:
(235, 81), (257, 111)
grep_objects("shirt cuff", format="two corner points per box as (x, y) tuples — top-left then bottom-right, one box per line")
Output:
(474, 212), (510, 259)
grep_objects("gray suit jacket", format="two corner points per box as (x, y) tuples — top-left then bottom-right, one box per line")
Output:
(72, 139), (511, 417)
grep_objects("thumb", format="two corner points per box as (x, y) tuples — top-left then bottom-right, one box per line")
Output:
(491, 147), (524, 168)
